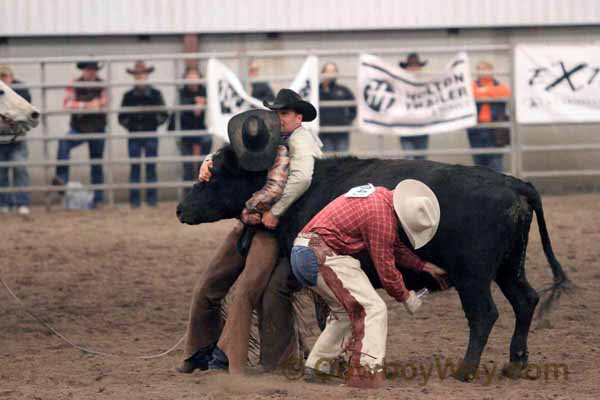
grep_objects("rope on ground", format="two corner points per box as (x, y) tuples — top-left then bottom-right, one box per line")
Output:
(1, 274), (185, 359)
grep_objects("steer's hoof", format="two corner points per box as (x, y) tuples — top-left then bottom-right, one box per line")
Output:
(501, 362), (526, 380)
(452, 362), (478, 382)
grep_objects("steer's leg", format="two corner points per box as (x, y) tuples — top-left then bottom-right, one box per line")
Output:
(495, 221), (540, 378)
(454, 280), (499, 382)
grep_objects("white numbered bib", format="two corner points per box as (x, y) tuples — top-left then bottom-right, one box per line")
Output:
(344, 183), (376, 198)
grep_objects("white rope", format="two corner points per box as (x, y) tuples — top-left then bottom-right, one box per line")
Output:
(1, 275), (185, 359)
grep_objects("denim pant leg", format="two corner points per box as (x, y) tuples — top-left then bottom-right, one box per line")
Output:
(320, 132), (349, 152)
(290, 246), (320, 288)
(56, 130), (84, 183)
(144, 137), (159, 206)
(88, 136), (105, 204)
(400, 135), (429, 160)
(128, 138), (142, 206)
(467, 128), (503, 171)
(180, 139), (194, 197)
(11, 142), (30, 206)
(0, 144), (10, 207)
(197, 135), (213, 156)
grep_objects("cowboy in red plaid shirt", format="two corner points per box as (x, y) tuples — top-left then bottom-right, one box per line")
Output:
(291, 181), (447, 388)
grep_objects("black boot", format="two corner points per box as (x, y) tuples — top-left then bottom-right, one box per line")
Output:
(208, 346), (229, 371)
(176, 343), (216, 374)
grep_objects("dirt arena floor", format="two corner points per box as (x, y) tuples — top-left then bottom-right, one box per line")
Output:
(1, 194), (600, 400)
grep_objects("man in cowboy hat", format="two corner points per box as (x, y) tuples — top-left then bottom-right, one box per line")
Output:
(118, 61), (168, 207)
(290, 180), (448, 388)
(398, 53), (430, 161)
(178, 88), (322, 374)
(54, 60), (108, 207)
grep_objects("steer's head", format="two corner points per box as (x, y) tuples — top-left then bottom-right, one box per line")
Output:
(0, 79), (40, 140)
(176, 145), (268, 225)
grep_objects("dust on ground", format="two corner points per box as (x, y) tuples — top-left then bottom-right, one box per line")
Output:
(1, 195), (599, 399)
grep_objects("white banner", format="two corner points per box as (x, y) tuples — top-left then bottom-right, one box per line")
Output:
(289, 55), (320, 135)
(515, 44), (600, 124)
(206, 56), (319, 141)
(357, 53), (477, 136)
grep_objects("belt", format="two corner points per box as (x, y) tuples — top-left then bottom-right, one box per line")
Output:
(294, 232), (336, 266)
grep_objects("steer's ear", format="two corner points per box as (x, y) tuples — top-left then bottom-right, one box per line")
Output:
(219, 146), (241, 175)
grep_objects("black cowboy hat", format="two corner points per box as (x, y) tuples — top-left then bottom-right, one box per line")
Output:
(228, 109), (281, 171)
(76, 61), (103, 70)
(399, 53), (427, 69)
(126, 60), (155, 75)
(263, 88), (317, 122)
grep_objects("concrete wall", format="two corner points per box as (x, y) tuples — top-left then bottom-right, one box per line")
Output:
(1, 26), (599, 204)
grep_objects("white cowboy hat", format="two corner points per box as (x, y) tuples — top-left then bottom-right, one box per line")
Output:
(393, 179), (440, 250)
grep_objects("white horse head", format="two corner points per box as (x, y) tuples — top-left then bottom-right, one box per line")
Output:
(0, 79), (40, 139)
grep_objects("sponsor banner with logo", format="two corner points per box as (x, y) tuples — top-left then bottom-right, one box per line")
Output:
(515, 44), (600, 124)
(206, 57), (319, 142)
(357, 53), (477, 136)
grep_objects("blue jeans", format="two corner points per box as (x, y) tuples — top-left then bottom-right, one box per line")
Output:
(56, 129), (105, 204)
(319, 132), (349, 152)
(0, 142), (30, 207)
(399, 135), (429, 160)
(290, 245), (320, 287)
(128, 137), (159, 207)
(467, 128), (504, 173)
(180, 136), (212, 196)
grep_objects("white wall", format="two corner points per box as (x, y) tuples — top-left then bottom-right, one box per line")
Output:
(2, 26), (600, 204)
(2, 0), (600, 36)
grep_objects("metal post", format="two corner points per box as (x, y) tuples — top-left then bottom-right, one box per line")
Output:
(509, 44), (522, 178)
(239, 49), (250, 96)
(40, 61), (51, 211)
(105, 61), (115, 206)
(174, 57), (182, 201)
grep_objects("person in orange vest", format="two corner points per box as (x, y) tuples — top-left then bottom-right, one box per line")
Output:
(467, 61), (511, 173)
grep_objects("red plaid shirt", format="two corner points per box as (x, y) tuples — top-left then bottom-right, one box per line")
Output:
(302, 187), (425, 302)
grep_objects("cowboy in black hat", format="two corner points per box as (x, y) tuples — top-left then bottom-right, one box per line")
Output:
(167, 67), (211, 196)
(53, 59), (108, 207)
(398, 53), (430, 160)
(179, 90), (323, 374)
(118, 60), (168, 207)
(399, 52), (428, 71)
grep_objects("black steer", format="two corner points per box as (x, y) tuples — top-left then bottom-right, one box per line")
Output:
(176, 146), (570, 381)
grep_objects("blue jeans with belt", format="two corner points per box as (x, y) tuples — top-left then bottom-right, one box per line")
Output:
(290, 245), (320, 288)
(128, 137), (159, 207)
(56, 128), (105, 205)
(0, 141), (30, 207)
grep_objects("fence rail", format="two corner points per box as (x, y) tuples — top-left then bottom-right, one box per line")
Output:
(0, 45), (597, 206)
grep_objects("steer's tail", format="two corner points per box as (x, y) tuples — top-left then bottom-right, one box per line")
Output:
(512, 180), (573, 318)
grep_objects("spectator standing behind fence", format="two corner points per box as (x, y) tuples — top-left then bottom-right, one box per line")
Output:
(168, 67), (211, 196)
(318, 62), (357, 152)
(398, 53), (429, 160)
(118, 61), (168, 208)
(0, 65), (32, 216)
(249, 60), (274, 102)
(54, 61), (108, 207)
(467, 61), (511, 173)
